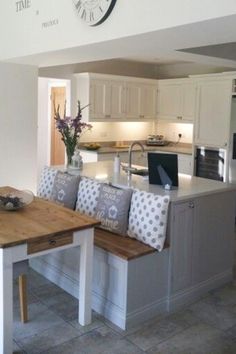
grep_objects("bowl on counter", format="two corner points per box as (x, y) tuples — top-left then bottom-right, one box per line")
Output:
(0, 190), (34, 211)
(84, 143), (101, 151)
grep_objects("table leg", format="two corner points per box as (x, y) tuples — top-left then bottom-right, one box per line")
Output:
(78, 229), (94, 326)
(0, 248), (13, 354)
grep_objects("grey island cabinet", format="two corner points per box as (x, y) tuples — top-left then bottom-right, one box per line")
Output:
(30, 161), (236, 329)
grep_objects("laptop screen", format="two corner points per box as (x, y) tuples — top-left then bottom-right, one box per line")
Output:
(147, 152), (179, 187)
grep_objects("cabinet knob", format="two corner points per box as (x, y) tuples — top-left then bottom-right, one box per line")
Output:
(188, 202), (194, 209)
(105, 114), (111, 118)
(177, 116), (183, 120)
(139, 114), (144, 118)
(224, 142), (227, 147)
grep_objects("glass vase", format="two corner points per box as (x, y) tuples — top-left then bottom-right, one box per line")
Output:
(66, 146), (75, 169)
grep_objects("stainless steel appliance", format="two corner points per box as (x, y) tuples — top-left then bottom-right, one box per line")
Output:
(195, 147), (226, 181)
(146, 135), (169, 146)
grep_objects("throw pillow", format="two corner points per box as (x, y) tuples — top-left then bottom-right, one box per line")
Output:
(76, 177), (101, 217)
(51, 171), (80, 209)
(127, 190), (170, 251)
(95, 184), (133, 236)
(37, 166), (58, 199)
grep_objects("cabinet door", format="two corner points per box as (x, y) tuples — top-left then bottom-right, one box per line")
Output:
(140, 84), (157, 119)
(192, 193), (235, 284)
(110, 80), (125, 119)
(157, 83), (182, 120)
(90, 79), (108, 119)
(182, 82), (196, 122)
(178, 154), (193, 175)
(195, 80), (232, 147)
(170, 201), (194, 293)
(125, 82), (141, 119)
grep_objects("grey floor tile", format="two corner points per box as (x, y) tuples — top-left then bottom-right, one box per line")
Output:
(13, 302), (64, 340)
(48, 297), (79, 321)
(27, 269), (52, 289)
(31, 283), (66, 303)
(69, 315), (104, 334)
(126, 309), (197, 351)
(17, 322), (81, 354)
(41, 326), (144, 354)
(209, 282), (236, 307)
(147, 322), (236, 354)
(13, 340), (26, 354)
(188, 295), (236, 331)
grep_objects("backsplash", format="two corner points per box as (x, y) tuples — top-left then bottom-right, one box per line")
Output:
(80, 121), (155, 143)
(156, 122), (193, 144)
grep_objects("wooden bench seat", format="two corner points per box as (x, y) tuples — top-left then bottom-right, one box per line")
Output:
(94, 228), (169, 260)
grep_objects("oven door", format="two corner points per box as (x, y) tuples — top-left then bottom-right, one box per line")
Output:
(195, 147), (226, 181)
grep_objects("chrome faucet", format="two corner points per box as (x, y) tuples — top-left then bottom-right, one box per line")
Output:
(126, 141), (145, 178)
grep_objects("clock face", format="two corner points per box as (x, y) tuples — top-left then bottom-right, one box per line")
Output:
(73, 0), (117, 26)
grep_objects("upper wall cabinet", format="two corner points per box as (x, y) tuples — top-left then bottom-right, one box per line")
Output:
(157, 79), (196, 122)
(194, 78), (232, 147)
(74, 73), (157, 122)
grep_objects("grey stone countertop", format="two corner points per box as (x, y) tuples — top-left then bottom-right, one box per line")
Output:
(67, 161), (236, 202)
(79, 143), (192, 155)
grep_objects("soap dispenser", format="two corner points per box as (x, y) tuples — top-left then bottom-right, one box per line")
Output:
(114, 153), (120, 174)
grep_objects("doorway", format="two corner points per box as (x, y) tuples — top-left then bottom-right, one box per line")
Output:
(50, 86), (66, 165)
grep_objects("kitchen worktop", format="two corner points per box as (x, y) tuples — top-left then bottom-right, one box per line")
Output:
(68, 161), (235, 202)
(79, 143), (192, 155)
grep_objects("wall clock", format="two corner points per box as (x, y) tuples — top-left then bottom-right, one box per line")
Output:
(73, 0), (117, 26)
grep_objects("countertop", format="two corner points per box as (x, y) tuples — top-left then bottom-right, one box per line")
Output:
(79, 143), (192, 156)
(67, 161), (235, 203)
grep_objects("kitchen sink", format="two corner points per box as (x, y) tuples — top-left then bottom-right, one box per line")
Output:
(130, 169), (149, 176)
(121, 164), (149, 176)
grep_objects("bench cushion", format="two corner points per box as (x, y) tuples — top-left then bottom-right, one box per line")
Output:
(51, 172), (80, 209)
(37, 166), (58, 199)
(128, 190), (170, 252)
(76, 177), (101, 217)
(94, 228), (159, 260)
(95, 184), (133, 236)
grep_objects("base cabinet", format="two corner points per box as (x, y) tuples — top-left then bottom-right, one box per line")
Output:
(169, 191), (235, 299)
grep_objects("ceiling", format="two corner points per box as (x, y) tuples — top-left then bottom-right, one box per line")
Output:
(7, 13), (236, 74)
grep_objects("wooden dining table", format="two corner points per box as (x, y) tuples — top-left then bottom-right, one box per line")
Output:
(0, 187), (100, 354)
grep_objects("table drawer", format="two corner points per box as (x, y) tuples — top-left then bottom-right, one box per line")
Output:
(27, 232), (73, 255)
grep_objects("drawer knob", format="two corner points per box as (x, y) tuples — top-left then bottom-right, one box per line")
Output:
(49, 239), (57, 246)
(188, 202), (194, 209)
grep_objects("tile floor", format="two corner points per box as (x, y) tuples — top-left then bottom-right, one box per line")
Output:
(13, 266), (236, 354)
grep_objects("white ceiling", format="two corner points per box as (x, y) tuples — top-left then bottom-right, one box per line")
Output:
(7, 13), (236, 70)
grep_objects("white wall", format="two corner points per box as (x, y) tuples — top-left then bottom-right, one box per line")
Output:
(0, 62), (38, 191)
(1, 1), (236, 61)
(156, 121), (193, 143)
(79, 121), (154, 143)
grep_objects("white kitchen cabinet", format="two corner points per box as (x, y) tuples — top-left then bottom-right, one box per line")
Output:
(157, 79), (196, 122)
(89, 78), (125, 120)
(75, 73), (157, 122)
(178, 153), (193, 175)
(194, 78), (232, 147)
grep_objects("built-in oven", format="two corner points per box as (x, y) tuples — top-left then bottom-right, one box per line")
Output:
(195, 147), (226, 182)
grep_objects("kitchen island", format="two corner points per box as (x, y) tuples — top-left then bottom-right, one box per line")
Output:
(31, 161), (236, 329)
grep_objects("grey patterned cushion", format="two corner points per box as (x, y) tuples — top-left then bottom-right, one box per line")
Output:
(127, 190), (170, 251)
(51, 172), (80, 209)
(76, 177), (101, 217)
(95, 184), (133, 236)
(37, 166), (58, 199)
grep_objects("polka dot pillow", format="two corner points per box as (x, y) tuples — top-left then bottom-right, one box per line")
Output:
(127, 190), (170, 251)
(37, 166), (58, 199)
(76, 177), (101, 217)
